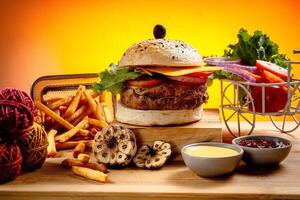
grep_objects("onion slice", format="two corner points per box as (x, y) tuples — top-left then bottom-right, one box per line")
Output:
(223, 66), (256, 83)
(222, 64), (257, 72)
(204, 57), (257, 72)
(204, 57), (241, 66)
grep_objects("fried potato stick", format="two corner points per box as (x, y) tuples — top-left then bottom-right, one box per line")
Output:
(63, 85), (86, 117)
(101, 103), (114, 123)
(76, 129), (90, 137)
(88, 118), (108, 128)
(72, 107), (92, 126)
(77, 153), (90, 163)
(47, 129), (58, 157)
(35, 101), (74, 130)
(65, 104), (88, 122)
(71, 166), (108, 183)
(61, 159), (107, 173)
(48, 96), (73, 110)
(83, 90), (102, 120)
(73, 142), (85, 158)
(56, 140), (93, 150)
(55, 117), (88, 143)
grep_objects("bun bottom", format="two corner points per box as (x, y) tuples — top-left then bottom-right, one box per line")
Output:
(115, 101), (202, 126)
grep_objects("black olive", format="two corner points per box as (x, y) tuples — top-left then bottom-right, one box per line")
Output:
(153, 24), (166, 39)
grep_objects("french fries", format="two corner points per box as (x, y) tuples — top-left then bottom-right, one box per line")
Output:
(65, 104), (88, 122)
(35, 101), (74, 130)
(61, 158), (107, 173)
(56, 140), (93, 150)
(63, 85), (85, 117)
(43, 93), (71, 102)
(77, 153), (90, 163)
(101, 103), (114, 123)
(72, 108), (92, 126)
(83, 90), (102, 120)
(35, 85), (113, 166)
(55, 117), (88, 143)
(88, 118), (108, 128)
(72, 166), (108, 183)
(47, 129), (58, 157)
(48, 96), (73, 110)
(73, 142), (86, 158)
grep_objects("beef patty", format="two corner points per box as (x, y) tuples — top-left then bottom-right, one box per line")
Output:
(120, 81), (208, 110)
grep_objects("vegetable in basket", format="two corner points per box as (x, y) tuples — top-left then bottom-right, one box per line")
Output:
(224, 28), (289, 68)
(207, 28), (290, 82)
(249, 86), (288, 113)
(205, 28), (292, 112)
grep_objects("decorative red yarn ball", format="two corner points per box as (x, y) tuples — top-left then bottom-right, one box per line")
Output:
(0, 141), (22, 183)
(18, 123), (48, 171)
(0, 88), (34, 136)
(0, 88), (34, 112)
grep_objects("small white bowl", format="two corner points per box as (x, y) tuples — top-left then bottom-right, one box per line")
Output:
(181, 142), (243, 177)
(232, 135), (292, 166)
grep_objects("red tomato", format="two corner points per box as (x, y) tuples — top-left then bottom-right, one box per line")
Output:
(256, 60), (288, 80)
(167, 76), (208, 85)
(249, 86), (288, 113)
(187, 72), (213, 77)
(127, 79), (162, 88)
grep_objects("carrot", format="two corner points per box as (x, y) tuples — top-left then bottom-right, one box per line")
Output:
(261, 70), (293, 94)
(240, 69), (263, 82)
(261, 70), (284, 83)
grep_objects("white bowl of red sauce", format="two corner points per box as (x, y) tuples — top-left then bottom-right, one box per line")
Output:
(232, 135), (292, 166)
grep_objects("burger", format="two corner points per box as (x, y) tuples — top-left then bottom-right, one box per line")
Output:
(93, 25), (220, 126)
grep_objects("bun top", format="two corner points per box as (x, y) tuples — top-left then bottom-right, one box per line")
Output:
(119, 39), (202, 67)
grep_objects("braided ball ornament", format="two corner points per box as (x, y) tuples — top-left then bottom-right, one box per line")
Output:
(0, 141), (22, 183)
(18, 123), (48, 171)
(0, 88), (34, 136)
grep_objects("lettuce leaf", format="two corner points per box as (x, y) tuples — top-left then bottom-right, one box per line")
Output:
(224, 28), (289, 68)
(92, 63), (142, 94)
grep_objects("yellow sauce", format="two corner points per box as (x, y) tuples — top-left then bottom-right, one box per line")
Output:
(184, 146), (239, 158)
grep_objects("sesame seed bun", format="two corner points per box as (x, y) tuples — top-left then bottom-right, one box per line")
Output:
(119, 39), (202, 67)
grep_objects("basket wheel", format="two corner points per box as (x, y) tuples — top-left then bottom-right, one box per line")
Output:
(270, 115), (300, 133)
(221, 82), (256, 138)
(270, 86), (300, 133)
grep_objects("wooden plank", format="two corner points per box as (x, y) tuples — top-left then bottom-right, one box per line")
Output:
(1, 120), (300, 200)
(117, 109), (222, 160)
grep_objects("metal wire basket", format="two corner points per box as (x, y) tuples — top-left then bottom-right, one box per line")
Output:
(220, 50), (300, 137)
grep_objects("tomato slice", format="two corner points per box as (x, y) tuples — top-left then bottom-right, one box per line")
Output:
(127, 78), (162, 88)
(186, 72), (213, 77)
(256, 60), (288, 80)
(167, 76), (208, 85)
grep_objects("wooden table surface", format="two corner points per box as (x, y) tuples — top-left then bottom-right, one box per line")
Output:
(1, 117), (300, 199)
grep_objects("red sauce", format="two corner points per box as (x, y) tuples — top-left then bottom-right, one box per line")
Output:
(238, 139), (288, 148)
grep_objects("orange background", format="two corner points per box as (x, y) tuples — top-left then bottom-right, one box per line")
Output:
(0, 0), (299, 109)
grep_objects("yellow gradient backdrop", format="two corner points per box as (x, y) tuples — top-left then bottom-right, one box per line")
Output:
(0, 0), (299, 109)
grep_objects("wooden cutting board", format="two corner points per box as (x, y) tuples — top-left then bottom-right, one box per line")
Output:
(117, 109), (222, 160)
(1, 121), (300, 200)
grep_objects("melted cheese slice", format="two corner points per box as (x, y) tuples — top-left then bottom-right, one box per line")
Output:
(143, 66), (222, 76)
